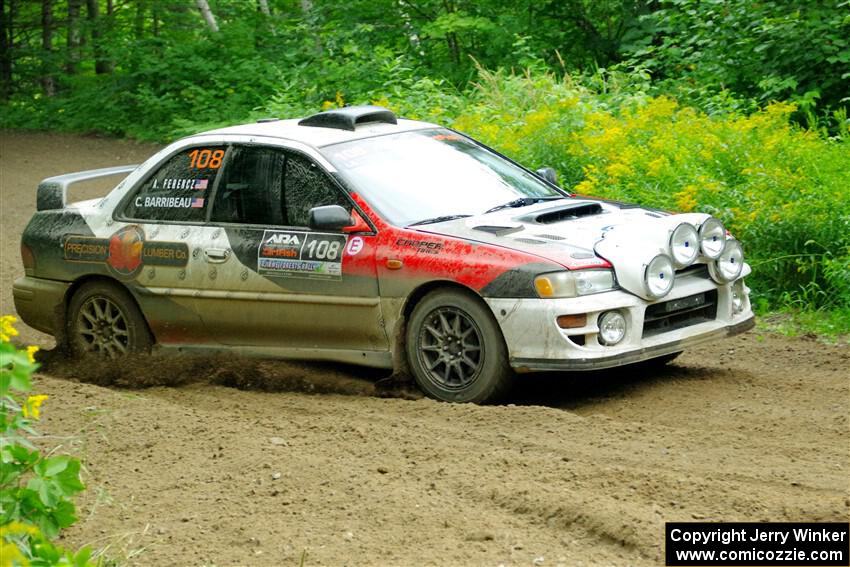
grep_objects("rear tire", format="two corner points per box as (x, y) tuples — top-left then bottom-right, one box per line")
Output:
(406, 289), (513, 403)
(67, 281), (152, 358)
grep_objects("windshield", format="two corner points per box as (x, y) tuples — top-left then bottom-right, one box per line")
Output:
(321, 128), (565, 226)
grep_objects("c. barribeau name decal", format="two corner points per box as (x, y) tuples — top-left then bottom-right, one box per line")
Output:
(135, 196), (205, 208)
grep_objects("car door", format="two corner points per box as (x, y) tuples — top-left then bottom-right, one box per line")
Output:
(197, 143), (388, 354)
(114, 143), (226, 345)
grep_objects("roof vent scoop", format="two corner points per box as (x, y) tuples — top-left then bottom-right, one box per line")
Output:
(298, 105), (398, 131)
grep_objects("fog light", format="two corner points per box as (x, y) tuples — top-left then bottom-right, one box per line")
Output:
(699, 217), (726, 259)
(644, 254), (675, 299)
(670, 223), (699, 268)
(709, 240), (744, 283)
(598, 310), (627, 346)
(732, 279), (746, 313)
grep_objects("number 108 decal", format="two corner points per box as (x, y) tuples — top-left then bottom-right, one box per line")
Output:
(304, 237), (342, 261)
(258, 230), (347, 280)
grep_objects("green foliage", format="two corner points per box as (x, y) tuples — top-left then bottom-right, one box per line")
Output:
(367, 67), (850, 313)
(1, 317), (94, 567)
(625, 0), (850, 129)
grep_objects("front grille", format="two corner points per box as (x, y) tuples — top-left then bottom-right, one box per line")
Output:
(642, 290), (718, 337)
(677, 263), (710, 279)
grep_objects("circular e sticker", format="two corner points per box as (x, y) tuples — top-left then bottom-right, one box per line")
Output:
(346, 236), (364, 256)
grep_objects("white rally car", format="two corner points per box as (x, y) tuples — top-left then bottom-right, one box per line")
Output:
(14, 106), (754, 402)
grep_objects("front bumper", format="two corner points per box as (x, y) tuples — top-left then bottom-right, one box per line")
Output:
(13, 276), (69, 335)
(486, 268), (754, 373)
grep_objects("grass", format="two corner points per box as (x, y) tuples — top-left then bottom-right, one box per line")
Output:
(756, 308), (850, 344)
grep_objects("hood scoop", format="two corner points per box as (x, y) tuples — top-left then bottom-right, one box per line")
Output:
(472, 224), (524, 236)
(520, 202), (603, 225)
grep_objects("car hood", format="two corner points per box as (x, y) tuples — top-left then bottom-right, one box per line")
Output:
(415, 198), (715, 300)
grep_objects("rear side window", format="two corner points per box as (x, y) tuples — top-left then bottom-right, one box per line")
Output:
(123, 146), (224, 222)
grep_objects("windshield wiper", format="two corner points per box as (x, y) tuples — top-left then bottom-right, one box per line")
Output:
(484, 196), (564, 214)
(407, 214), (472, 227)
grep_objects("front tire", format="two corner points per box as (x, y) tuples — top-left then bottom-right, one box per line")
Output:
(67, 281), (152, 358)
(406, 289), (513, 403)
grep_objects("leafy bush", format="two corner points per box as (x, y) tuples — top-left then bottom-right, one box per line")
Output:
(0, 316), (93, 567)
(622, 0), (850, 130)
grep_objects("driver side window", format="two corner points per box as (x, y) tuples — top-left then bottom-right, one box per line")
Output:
(283, 152), (351, 227)
(210, 146), (350, 228)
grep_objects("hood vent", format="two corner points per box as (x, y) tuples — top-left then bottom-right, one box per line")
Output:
(534, 233), (565, 241)
(473, 225), (524, 236)
(513, 237), (546, 245)
(520, 202), (603, 225)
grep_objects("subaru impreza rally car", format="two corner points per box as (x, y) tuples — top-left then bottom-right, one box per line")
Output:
(14, 106), (754, 402)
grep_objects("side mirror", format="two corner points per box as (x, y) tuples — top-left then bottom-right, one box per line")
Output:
(308, 205), (354, 231)
(536, 167), (559, 186)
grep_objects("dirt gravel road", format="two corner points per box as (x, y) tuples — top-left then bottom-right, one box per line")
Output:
(1, 131), (848, 566)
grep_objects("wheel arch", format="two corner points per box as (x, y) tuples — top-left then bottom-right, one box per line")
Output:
(389, 279), (499, 376)
(61, 275), (156, 347)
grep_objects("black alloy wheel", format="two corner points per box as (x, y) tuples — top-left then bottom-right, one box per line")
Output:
(68, 281), (152, 358)
(406, 289), (513, 403)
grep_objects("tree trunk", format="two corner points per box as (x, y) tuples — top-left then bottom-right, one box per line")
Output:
(41, 0), (55, 95)
(195, 0), (219, 32)
(134, 0), (144, 39)
(257, 0), (271, 17)
(66, 0), (82, 75)
(0, 0), (12, 100)
(86, 0), (110, 74)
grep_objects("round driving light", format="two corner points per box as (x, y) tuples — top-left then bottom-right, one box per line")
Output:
(598, 310), (627, 346)
(699, 217), (726, 259)
(710, 239), (744, 283)
(644, 254), (675, 299)
(669, 223), (699, 268)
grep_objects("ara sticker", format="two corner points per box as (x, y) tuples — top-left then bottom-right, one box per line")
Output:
(64, 225), (189, 279)
(258, 230), (346, 280)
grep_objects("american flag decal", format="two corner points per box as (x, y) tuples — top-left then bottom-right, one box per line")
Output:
(194, 179), (208, 190)
(190, 198), (205, 208)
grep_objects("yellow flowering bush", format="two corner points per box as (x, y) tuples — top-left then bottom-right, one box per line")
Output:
(390, 68), (849, 313)
(0, 316), (94, 567)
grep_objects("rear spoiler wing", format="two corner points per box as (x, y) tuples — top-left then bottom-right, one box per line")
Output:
(36, 165), (139, 211)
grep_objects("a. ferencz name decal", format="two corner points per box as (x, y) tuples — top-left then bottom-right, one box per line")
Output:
(151, 178), (209, 190)
(64, 225), (189, 278)
(258, 230), (346, 280)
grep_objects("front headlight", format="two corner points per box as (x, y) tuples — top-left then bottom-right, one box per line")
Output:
(534, 269), (616, 298)
(709, 239), (744, 283)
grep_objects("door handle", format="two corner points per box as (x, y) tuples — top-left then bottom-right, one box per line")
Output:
(204, 248), (230, 263)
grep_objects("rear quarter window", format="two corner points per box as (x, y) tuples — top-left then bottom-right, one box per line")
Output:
(122, 146), (224, 222)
